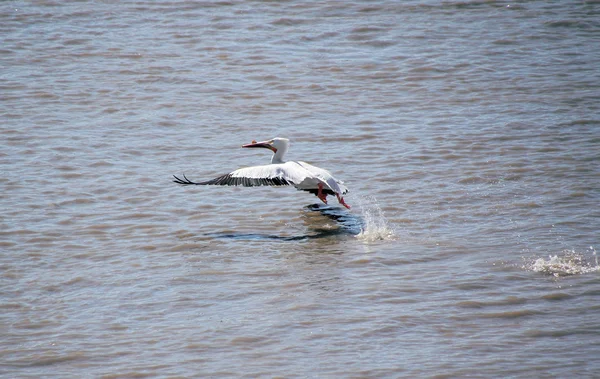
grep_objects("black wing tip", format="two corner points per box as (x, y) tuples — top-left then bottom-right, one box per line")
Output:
(173, 174), (199, 185)
(173, 173), (234, 186)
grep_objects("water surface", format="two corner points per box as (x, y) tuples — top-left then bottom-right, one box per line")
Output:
(2, 1), (599, 377)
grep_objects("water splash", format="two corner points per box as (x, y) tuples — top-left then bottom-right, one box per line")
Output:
(525, 246), (599, 277)
(355, 195), (396, 242)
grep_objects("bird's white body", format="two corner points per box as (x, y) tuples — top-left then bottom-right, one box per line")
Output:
(173, 137), (350, 208)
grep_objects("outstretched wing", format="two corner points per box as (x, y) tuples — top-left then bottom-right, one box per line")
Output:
(173, 173), (292, 186)
(173, 163), (307, 188)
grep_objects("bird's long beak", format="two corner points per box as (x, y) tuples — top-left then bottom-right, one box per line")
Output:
(242, 140), (277, 153)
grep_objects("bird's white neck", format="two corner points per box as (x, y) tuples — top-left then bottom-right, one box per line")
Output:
(269, 138), (289, 164)
(271, 151), (285, 164)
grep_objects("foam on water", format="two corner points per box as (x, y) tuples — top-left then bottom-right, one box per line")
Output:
(355, 195), (396, 242)
(525, 246), (599, 277)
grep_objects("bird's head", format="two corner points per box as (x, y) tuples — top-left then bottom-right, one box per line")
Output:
(242, 138), (289, 152)
(242, 138), (289, 163)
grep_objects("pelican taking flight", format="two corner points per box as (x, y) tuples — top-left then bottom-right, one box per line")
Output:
(173, 138), (350, 209)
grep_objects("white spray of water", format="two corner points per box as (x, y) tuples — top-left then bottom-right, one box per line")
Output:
(355, 195), (396, 242)
(526, 246), (599, 277)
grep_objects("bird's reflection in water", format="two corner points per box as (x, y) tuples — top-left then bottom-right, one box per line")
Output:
(205, 204), (362, 241)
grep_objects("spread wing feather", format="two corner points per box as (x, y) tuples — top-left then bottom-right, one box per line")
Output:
(173, 163), (303, 188)
(173, 173), (292, 187)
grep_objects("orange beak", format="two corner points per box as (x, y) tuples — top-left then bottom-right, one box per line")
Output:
(241, 140), (277, 153)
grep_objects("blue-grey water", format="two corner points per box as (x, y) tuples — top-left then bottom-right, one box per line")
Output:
(2, 1), (600, 378)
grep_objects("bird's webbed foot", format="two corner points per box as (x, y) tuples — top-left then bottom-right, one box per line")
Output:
(317, 183), (328, 204)
(336, 193), (351, 209)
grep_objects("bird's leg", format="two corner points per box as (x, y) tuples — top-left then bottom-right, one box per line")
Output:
(317, 183), (328, 204)
(336, 193), (351, 209)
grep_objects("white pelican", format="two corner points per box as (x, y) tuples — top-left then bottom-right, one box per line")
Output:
(173, 137), (350, 209)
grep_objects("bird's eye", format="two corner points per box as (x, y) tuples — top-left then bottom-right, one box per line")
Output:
(251, 140), (257, 144)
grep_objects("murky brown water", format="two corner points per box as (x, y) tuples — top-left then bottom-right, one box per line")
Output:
(2, 1), (600, 377)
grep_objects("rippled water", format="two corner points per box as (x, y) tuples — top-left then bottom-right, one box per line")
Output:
(2, 1), (600, 377)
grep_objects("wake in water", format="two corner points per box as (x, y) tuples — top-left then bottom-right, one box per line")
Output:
(199, 198), (395, 242)
(524, 246), (599, 277)
(354, 195), (396, 242)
